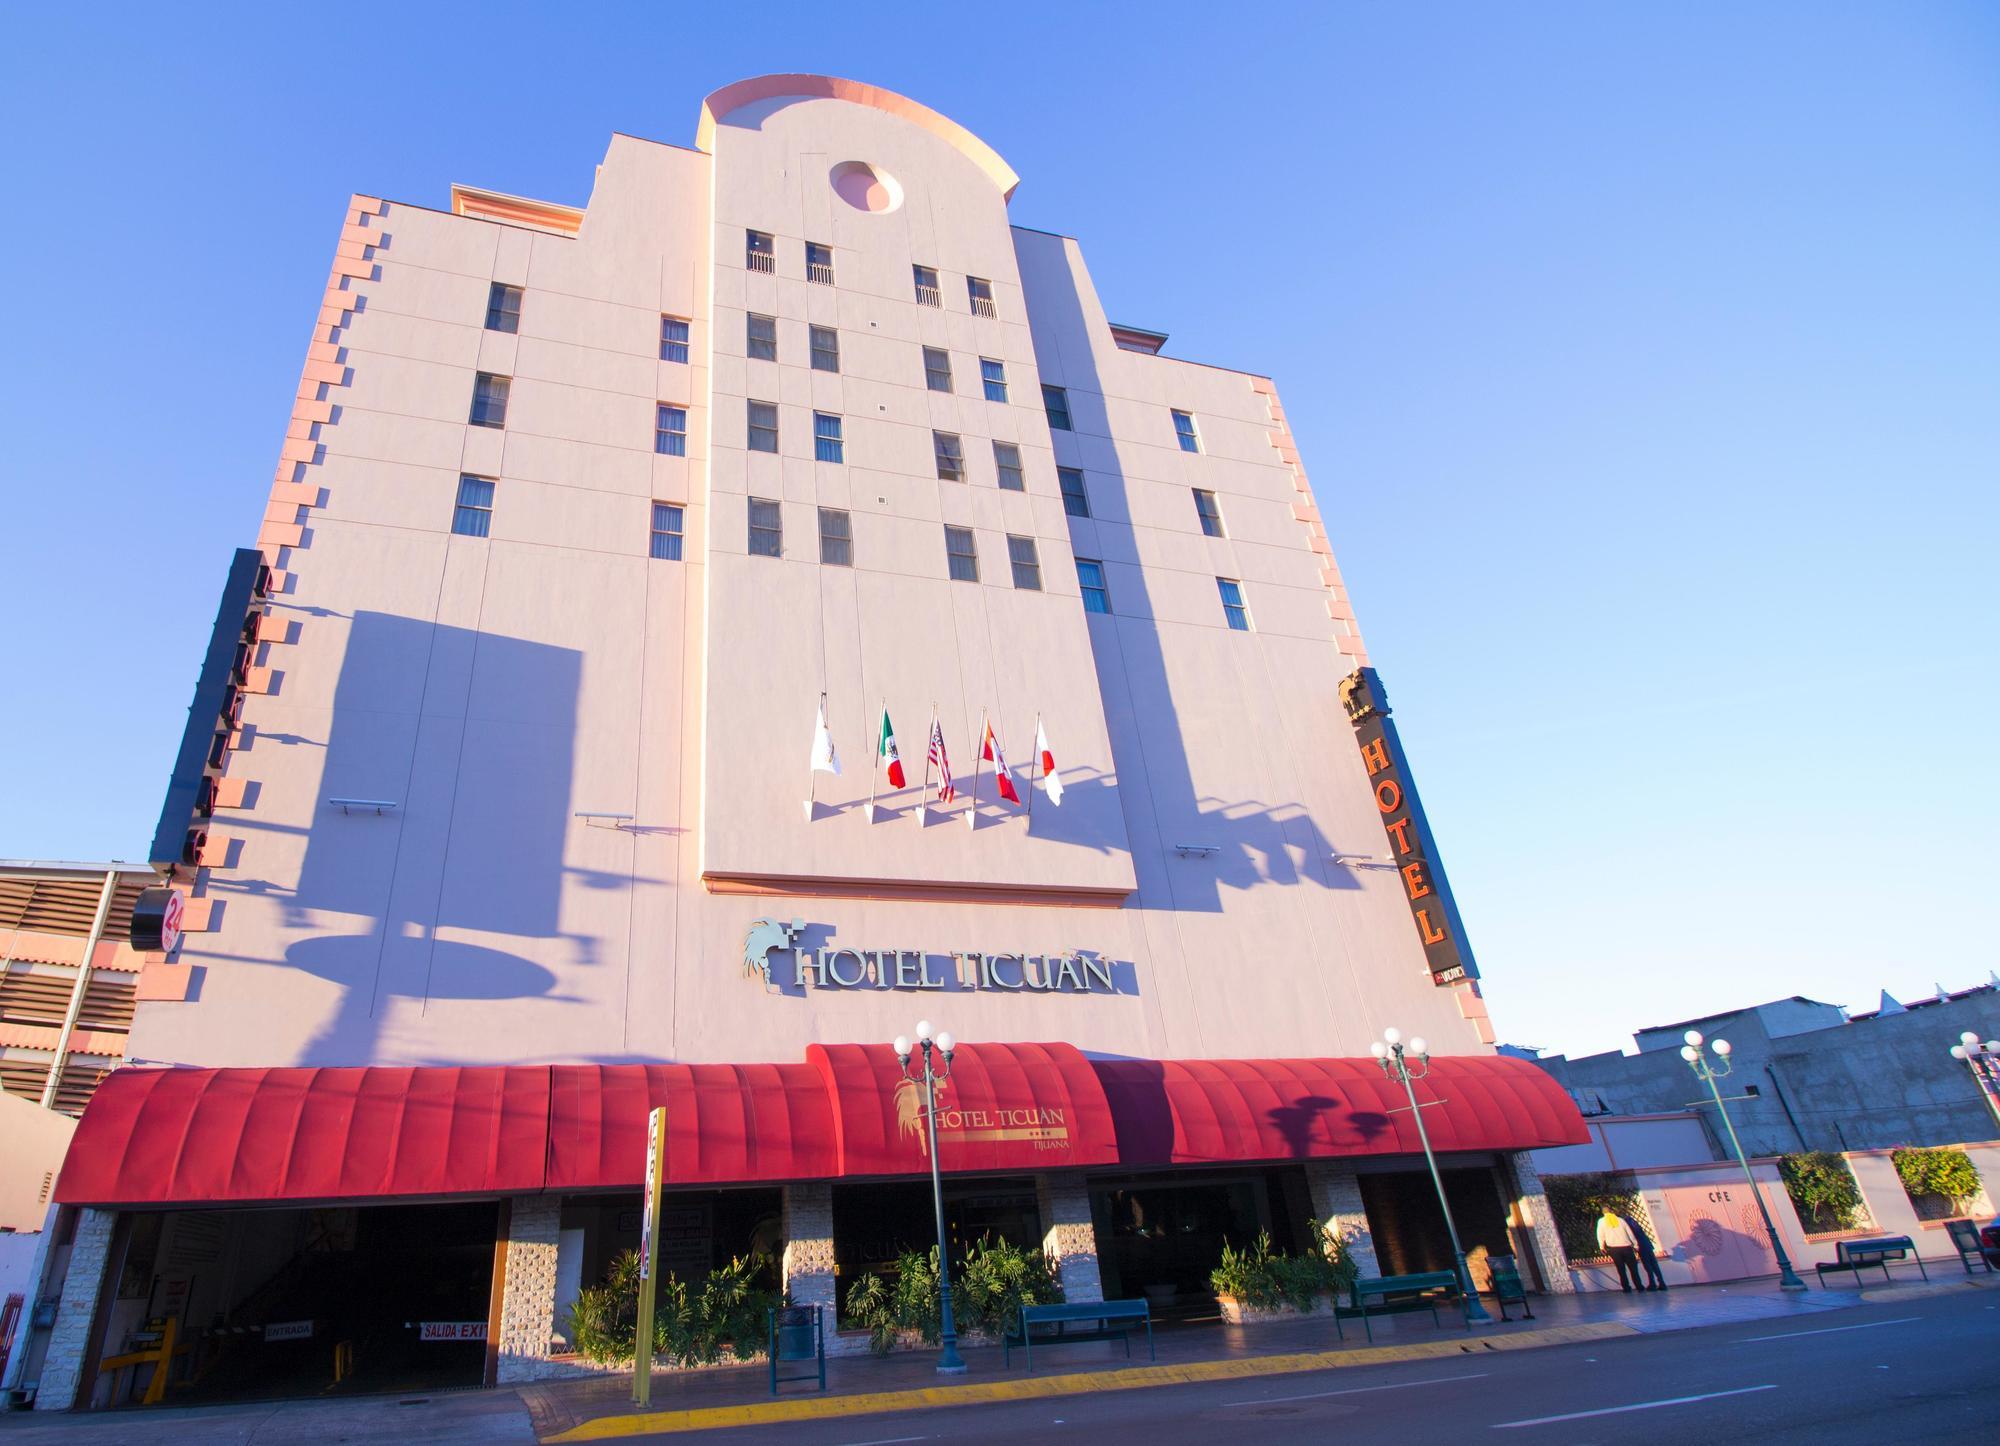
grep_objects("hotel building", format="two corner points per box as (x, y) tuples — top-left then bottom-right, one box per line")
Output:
(16, 76), (1584, 1409)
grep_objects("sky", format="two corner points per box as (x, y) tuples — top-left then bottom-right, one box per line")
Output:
(1, 2), (1994, 1060)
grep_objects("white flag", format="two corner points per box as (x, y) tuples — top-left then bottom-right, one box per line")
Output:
(1036, 719), (1063, 806)
(810, 704), (841, 776)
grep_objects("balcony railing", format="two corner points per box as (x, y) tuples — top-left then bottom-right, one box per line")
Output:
(746, 251), (775, 274)
(970, 295), (997, 319)
(914, 283), (941, 307)
(808, 262), (835, 285)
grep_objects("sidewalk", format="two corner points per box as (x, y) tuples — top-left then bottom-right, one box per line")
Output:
(5, 1274), (1991, 1443)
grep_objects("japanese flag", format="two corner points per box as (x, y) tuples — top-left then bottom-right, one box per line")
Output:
(1036, 720), (1063, 806)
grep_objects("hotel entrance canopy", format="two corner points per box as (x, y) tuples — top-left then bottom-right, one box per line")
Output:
(55, 1045), (1586, 1208)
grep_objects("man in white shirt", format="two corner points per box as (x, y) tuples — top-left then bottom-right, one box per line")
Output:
(1597, 1208), (1642, 1292)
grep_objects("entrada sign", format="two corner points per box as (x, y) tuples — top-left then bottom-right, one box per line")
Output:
(1338, 668), (1478, 987)
(744, 918), (1114, 994)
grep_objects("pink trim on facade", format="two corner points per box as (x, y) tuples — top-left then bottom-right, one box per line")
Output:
(1249, 375), (1370, 668)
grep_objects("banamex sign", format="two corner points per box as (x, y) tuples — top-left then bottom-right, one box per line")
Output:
(744, 918), (1113, 994)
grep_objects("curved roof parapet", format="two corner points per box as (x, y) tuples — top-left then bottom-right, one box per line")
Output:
(698, 73), (1020, 202)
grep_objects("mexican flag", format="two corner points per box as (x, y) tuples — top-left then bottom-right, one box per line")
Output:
(878, 709), (906, 788)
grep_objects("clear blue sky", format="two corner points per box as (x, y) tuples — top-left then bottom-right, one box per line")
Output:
(2, 3), (1994, 1059)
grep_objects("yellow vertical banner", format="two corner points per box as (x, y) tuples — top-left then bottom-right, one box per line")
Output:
(632, 1105), (666, 1405)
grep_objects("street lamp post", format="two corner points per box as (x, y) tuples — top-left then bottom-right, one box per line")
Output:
(1948, 1031), (2000, 1135)
(1371, 1029), (1492, 1324)
(1680, 1030), (1807, 1291)
(895, 1021), (967, 1374)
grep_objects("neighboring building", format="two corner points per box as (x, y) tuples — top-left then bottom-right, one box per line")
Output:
(1522, 986), (2000, 1156)
(27, 75), (1584, 1409)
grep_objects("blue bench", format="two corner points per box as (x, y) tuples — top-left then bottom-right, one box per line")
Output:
(1338, 1270), (1464, 1342)
(1004, 1299), (1153, 1371)
(1815, 1235), (1928, 1287)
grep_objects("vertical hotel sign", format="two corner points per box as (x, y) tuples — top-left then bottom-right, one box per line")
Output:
(1339, 668), (1478, 986)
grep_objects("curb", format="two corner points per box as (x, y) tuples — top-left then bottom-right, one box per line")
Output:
(542, 1321), (1637, 1440)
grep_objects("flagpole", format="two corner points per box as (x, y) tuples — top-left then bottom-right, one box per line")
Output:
(917, 704), (935, 827)
(1026, 711), (1040, 821)
(867, 697), (882, 823)
(806, 690), (825, 821)
(966, 707), (984, 830)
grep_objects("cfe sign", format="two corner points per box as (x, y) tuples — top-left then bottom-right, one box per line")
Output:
(1339, 668), (1477, 986)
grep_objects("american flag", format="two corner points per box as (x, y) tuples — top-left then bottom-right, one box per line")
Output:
(928, 718), (956, 802)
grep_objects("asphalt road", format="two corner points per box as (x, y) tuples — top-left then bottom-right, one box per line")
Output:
(668, 1289), (2000, 1445)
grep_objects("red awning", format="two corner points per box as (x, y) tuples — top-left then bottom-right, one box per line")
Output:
(54, 1065), (550, 1207)
(1089, 1054), (1586, 1166)
(808, 1042), (1119, 1177)
(56, 1049), (1584, 1207)
(546, 1063), (837, 1190)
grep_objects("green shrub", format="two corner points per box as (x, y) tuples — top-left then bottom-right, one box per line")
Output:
(566, 1250), (780, 1366)
(1777, 1152), (1866, 1233)
(843, 1238), (1063, 1355)
(1543, 1172), (1644, 1263)
(1208, 1219), (1358, 1311)
(1893, 1147), (1982, 1217)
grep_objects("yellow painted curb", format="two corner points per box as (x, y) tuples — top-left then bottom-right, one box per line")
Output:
(544, 1322), (1635, 1440)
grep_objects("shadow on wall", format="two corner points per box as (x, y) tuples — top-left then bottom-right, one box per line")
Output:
(274, 610), (606, 1062)
(1017, 238), (1353, 914)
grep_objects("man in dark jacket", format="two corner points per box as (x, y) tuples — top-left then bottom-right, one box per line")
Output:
(1621, 1212), (1667, 1291)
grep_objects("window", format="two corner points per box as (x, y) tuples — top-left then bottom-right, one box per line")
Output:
(469, 373), (510, 428)
(1058, 466), (1090, 518)
(967, 276), (997, 318)
(806, 241), (834, 285)
(1217, 577), (1251, 631)
(655, 404), (688, 456)
(747, 400), (778, 453)
(810, 325), (840, 373)
(484, 282), (521, 334)
(747, 312), (777, 362)
(1193, 489), (1225, 537)
(818, 507), (851, 566)
(659, 315), (690, 363)
(923, 347), (953, 393)
(993, 441), (1025, 491)
(650, 503), (684, 561)
(1173, 409), (1202, 453)
(748, 497), (782, 557)
(813, 412), (844, 464)
(1042, 384), (1072, 430)
(1007, 535), (1042, 590)
(980, 358), (1008, 402)
(913, 265), (941, 307)
(452, 476), (495, 537)
(944, 526), (979, 582)
(746, 230), (775, 273)
(1076, 558), (1110, 614)
(933, 431), (964, 482)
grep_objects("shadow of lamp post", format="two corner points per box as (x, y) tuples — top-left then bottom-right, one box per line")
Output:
(1371, 1027), (1493, 1324)
(896, 1020), (968, 1374)
(1680, 1030), (1807, 1291)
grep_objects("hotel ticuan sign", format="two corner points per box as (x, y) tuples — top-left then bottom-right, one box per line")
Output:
(743, 918), (1113, 994)
(1339, 668), (1479, 987)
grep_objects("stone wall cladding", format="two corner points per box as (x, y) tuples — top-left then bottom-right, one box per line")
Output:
(496, 1193), (565, 1383)
(781, 1182), (837, 1316)
(1505, 1150), (1576, 1293)
(33, 1207), (117, 1411)
(1035, 1173), (1103, 1303)
(1303, 1161), (1381, 1279)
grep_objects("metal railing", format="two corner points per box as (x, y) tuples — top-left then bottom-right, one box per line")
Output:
(970, 296), (997, 319)
(808, 262), (835, 285)
(914, 283), (941, 307)
(746, 251), (775, 274)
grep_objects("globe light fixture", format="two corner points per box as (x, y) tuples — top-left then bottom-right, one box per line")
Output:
(1946, 1031), (2000, 1134)
(1680, 1034), (1805, 1290)
(1371, 1028), (1491, 1325)
(894, 1022), (966, 1373)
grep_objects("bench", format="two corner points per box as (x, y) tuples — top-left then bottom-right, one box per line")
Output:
(1004, 1299), (1153, 1372)
(1814, 1235), (1928, 1287)
(1944, 1219), (1994, 1276)
(1338, 1270), (1464, 1343)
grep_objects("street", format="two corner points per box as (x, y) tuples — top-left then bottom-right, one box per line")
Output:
(659, 1289), (2000, 1445)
